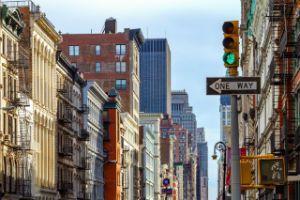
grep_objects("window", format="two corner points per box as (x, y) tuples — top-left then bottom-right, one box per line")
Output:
(95, 45), (101, 55)
(95, 62), (101, 72)
(69, 45), (79, 56)
(116, 44), (126, 55)
(115, 79), (127, 90)
(116, 62), (126, 72)
(2, 34), (5, 55)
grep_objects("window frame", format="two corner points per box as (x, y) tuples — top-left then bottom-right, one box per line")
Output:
(115, 44), (126, 55)
(69, 45), (80, 56)
(95, 45), (101, 55)
(95, 62), (101, 72)
(115, 79), (127, 90)
(116, 61), (126, 73)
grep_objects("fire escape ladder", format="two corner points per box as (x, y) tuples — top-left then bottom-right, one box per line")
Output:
(269, 0), (285, 152)
(6, 28), (32, 199)
(268, 0), (298, 156)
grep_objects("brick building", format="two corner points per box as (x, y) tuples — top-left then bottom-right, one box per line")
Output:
(171, 123), (189, 164)
(103, 89), (122, 200)
(60, 18), (144, 123)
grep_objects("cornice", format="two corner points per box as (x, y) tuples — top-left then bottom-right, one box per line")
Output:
(36, 15), (61, 44)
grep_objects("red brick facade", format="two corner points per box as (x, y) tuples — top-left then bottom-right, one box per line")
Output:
(60, 26), (143, 118)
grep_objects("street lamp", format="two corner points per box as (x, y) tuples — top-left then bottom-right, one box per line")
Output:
(212, 141), (227, 200)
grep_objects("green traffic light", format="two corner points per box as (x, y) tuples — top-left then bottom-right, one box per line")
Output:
(223, 52), (236, 65)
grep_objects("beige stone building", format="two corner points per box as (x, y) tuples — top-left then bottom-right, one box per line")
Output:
(0, 4), (32, 199)
(1, 1), (62, 199)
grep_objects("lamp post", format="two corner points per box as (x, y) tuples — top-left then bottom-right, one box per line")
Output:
(212, 141), (227, 200)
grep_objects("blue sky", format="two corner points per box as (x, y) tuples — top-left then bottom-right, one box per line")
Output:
(38, 0), (240, 199)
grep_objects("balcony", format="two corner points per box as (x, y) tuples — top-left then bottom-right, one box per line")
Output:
(58, 113), (72, 124)
(78, 129), (90, 141)
(59, 146), (73, 157)
(78, 104), (89, 114)
(59, 182), (73, 193)
(295, 125), (300, 151)
(77, 191), (91, 200)
(77, 158), (91, 170)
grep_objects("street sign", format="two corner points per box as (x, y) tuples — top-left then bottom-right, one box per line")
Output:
(206, 77), (260, 95)
(163, 178), (170, 187)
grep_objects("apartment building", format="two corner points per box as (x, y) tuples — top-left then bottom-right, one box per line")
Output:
(82, 81), (108, 200)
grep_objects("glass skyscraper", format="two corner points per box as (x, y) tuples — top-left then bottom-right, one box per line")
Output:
(140, 39), (171, 115)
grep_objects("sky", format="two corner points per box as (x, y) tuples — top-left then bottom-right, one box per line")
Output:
(37, 0), (241, 199)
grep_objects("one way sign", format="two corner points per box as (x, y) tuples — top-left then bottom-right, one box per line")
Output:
(206, 77), (260, 95)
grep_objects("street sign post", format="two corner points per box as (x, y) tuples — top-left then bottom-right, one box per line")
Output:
(206, 77), (260, 95)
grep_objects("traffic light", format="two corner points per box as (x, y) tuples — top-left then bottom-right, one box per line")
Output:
(258, 157), (285, 185)
(222, 21), (239, 76)
(240, 159), (253, 185)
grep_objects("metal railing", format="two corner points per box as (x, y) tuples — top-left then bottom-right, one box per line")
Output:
(2, 0), (40, 13)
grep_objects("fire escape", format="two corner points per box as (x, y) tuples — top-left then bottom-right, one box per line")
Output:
(268, 0), (297, 198)
(268, 0), (295, 155)
(6, 36), (32, 198)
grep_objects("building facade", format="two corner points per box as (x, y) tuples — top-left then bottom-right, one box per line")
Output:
(60, 18), (144, 123)
(140, 113), (163, 200)
(103, 89), (122, 200)
(171, 124), (189, 164)
(139, 126), (155, 200)
(0, 4), (34, 199)
(82, 81), (107, 200)
(56, 51), (89, 199)
(218, 95), (231, 199)
(140, 39), (171, 115)
(240, 0), (300, 199)
(120, 112), (141, 199)
(171, 90), (197, 149)
(174, 163), (184, 200)
(15, 2), (61, 198)
(196, 128), (208, 200)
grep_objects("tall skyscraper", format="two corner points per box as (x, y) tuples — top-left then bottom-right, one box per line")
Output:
(196, 128), (208, 200)
(140, 39), (171, 115)
(171, 90), (197, 149)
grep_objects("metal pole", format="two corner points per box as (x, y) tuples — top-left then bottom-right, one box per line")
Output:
(231, 94), (241, 200)
(223, 149), (227, 200)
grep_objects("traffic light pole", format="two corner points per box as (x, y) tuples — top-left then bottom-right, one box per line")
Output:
(231, 94), (241, 200)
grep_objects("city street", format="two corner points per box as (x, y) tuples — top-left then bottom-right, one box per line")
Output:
(0, 0), (296, 200)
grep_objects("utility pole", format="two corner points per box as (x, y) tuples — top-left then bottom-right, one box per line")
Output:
(230, 94), (241, 199)
(222, 21), (241, 199)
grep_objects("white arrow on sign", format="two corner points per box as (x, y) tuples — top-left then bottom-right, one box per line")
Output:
(209, 79), (258, 94)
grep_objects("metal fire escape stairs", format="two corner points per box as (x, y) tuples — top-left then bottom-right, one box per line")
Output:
(7, 42), (32, 199)
(268, 0), (295, 155)
(267, 0), (297, 198)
